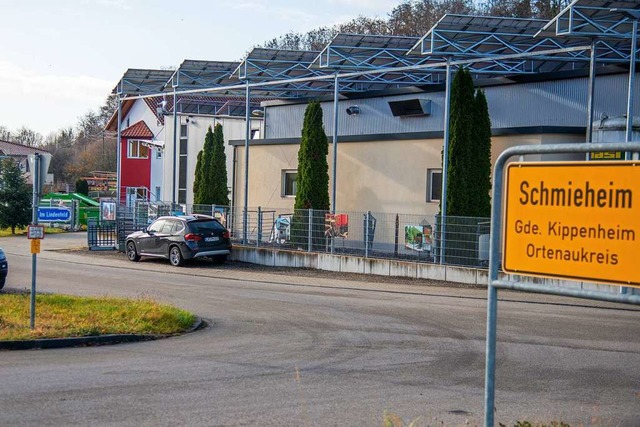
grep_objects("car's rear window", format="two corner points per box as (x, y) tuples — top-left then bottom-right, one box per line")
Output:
(188, 220), (225, 233)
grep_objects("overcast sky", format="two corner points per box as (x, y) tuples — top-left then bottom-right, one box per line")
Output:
(0, 0), (398, 137)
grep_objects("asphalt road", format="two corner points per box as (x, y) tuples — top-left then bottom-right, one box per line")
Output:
(1, 233), (639, 427)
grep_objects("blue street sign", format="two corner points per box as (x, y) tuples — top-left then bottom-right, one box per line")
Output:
(38, 207), (71, 222)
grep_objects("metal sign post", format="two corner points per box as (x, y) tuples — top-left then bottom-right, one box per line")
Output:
(485, 142), (640, 427)
(27, 153), (51, 330)
(29, 153), (40, 330)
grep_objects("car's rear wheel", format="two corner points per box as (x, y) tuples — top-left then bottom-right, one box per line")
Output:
(169, 246), (184, 266)
(126, 241), (140, 262)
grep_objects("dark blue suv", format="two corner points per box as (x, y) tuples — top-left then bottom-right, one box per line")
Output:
(125, 215), (231, 266)
(0, 248), (7, 289)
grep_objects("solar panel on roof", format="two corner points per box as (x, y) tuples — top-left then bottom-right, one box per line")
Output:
(407, 13), (609, 75)
(175, 60), (240, 88)
(113, 69), (174, 95)
(310, 33), (432, 70)
(112, 5), (638, 101)
(539, 0), (639, 39)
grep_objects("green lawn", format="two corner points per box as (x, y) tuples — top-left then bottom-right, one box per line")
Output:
(0, 293), (196, 341)
(0, 227), (66, 238)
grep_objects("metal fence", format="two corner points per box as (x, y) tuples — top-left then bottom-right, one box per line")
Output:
(91, 201), (490, 268)
(87, 219), (117, 250)
(226, 206), (490, 268)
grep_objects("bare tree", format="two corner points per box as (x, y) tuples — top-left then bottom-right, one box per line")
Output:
(388, 0), (475, 36)
(0, 126), (12, 142)
(305, 27), (337, 51)
(13, 126), (43, 147)
(533, 0), (569, 19)
(338, 16), (391, 35)
(42, 127), (75, 184)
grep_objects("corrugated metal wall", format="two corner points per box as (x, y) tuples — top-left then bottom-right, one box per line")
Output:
(264, 73), (640, 139)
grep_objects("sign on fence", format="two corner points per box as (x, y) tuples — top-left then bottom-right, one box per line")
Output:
(404, 224), (432, 252)
(503, 161), (640, 286)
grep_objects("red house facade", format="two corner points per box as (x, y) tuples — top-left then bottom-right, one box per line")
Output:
(119, 120), (153, 204)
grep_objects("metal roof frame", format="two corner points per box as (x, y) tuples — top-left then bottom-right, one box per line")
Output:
(408, 14), (601, 75)
(535, 1), (640, 64)
(539, 0), (639, 39)
(113, 69), (175, 96)
(176, 94), (267, 117)
(170, 60), (240, 89)
(232, 48), (336, 96)
(313, 33), (424, 69)
(310, 33), (440, 86)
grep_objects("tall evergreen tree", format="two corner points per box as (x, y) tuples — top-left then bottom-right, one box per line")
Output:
(294, 101), (330, 211)
(445, 67), (476, 216)
(200, 126), (215, 204)
(470, 89), (492, 217)
(193, 150), (204, 204)
(291, 101), (330, 248)
(210, 123), (229, 206)
(0, 159), (32, 234)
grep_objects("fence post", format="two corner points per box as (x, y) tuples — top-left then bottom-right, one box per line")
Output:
(257, 206), (262, 247)
(308, 209), (313, 252)
(365, 211), (370, 258)
(394, 213), (399, 257)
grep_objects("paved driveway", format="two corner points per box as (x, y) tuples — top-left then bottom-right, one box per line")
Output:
(1, 232), (639, 426)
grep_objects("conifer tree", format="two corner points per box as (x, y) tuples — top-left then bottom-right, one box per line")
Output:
(0, 159), (32, 234)
(199, 126), (215, 204)
(446, 67), (475, 216)
(471, 89), (492, 217)
(210, 123), (229, 206)
(294, 101), (330, 211)
(193, 150), (204, 204)
(292, 101), (330, 248)
(441, 68), (493, 266)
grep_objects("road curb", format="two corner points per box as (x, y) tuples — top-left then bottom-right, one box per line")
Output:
(0, 317), (205, 351)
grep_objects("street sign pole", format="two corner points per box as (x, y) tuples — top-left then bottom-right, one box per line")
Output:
(485, 141), (640, 427)
(30, 153), (40, 330)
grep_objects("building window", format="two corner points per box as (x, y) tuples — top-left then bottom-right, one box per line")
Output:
(128, 140), (149, 159)
(426, 169), (442, 202)
(251, 129), (260, 139)
(178, 124), (188, 204)
(282, 170), (297, 197)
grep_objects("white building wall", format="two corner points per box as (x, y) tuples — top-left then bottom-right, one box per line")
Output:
(163, 114), (263, 205)
(263, 73), (640, 139)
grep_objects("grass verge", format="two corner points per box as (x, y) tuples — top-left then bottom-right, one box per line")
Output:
(0, 293), (196, 341)
(0, 227), (66, 238)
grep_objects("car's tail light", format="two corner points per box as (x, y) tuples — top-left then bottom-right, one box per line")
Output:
(184, 233), (202, 242)
(223, 230), (230, 239)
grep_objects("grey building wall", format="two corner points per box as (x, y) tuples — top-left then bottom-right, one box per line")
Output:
(263, 73), (640, 139)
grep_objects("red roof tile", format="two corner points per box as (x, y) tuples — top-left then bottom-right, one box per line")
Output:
(121, 120), (154, 139)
